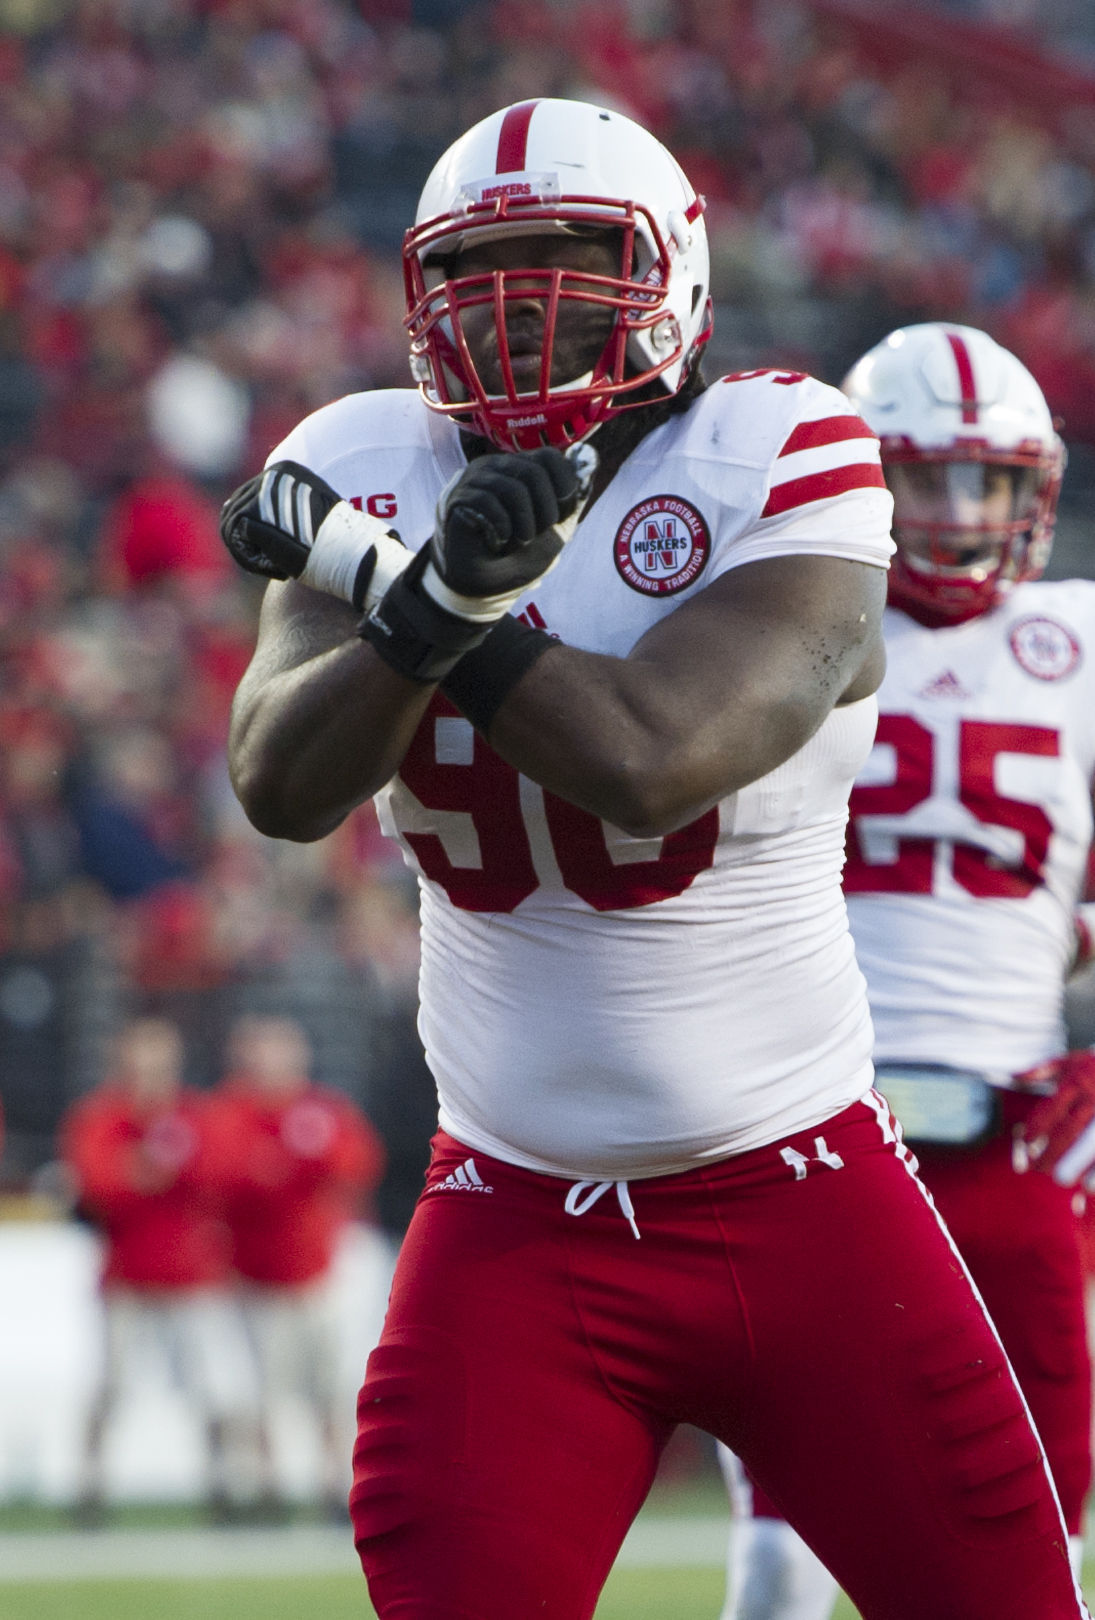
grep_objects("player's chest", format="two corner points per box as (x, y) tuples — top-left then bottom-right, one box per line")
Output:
(515, 475), (729, 652)
(879, 609), (1092, 763)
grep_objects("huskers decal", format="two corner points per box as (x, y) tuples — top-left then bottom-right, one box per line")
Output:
(613, 495), (710, 596)
(1009, 616), (1081, 681)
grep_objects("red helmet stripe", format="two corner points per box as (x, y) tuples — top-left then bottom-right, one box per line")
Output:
(495, 101), (538, 173)
(945, 330), (980, 424)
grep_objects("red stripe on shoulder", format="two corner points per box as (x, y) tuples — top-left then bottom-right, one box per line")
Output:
(762, 462), (887, 518)
(778, 415), (877, 457)
(496, 102), (539, 173)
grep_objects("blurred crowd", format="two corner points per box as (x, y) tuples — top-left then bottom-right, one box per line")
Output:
(4, 0), (1095, 1185)
(871, 0), (1095, 69)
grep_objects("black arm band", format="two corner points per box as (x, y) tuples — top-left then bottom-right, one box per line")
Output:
(440, 615), (559, 734)
(357, 547), (490, 683)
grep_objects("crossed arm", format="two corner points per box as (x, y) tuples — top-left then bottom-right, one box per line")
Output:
(229, 551), (886, 843)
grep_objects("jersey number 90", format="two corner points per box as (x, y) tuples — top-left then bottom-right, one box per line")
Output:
(392, 696), (719, 913)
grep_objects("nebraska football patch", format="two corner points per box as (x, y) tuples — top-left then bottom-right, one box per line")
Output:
(613, 494), (710, 596)
(1008, 616), (1081, 681)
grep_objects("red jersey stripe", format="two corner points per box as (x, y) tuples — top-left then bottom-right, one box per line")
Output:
(945, 330), (979, 424)
(778, 415), (878, 457)
(762, 462), (887, 518)
(496, 101), (538, 173)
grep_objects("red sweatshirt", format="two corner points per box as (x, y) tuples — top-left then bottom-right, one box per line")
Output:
(213, 1078), (385, 1286)
(61, 1085), (232, 1289)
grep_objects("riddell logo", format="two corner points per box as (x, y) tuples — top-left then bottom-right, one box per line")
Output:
(428, 1157), (494, 1194)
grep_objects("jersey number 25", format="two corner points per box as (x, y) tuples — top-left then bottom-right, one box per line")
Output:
(844, 714), (1059, 898)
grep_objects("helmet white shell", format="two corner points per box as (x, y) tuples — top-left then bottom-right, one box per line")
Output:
(403, 98), (712, 450)
(843, 322), (1059, 455)
(843, 323), (1064, 622)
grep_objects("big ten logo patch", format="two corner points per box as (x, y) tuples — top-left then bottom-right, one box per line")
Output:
(350, 493), (399, 520)
(1008, 616), (1081, 682)
(613, 495), (710, 596)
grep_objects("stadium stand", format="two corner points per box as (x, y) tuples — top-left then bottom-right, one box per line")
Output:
(1, 0), (1095, 1193)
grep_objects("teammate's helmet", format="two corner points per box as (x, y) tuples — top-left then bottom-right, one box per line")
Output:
(842, 323), (1064, 624)
(402, 98), (712, 452)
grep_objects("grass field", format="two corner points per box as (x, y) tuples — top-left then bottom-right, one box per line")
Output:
(0, 1567), (863, 1620)
(0, 1479), (1080, 1620)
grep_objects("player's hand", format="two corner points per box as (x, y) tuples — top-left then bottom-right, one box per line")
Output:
(431, 443), (596, 600)
(1013, 1050), (1095, 1187)
(358, 441), (597, 683)
(219, 460), (409, 611)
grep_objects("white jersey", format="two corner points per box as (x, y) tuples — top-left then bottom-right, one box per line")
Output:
(270, 372), (894, 1178)
(845, 582), (1095, 1075)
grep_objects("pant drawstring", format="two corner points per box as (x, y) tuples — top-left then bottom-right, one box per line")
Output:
(563, 1179), (641, 1240)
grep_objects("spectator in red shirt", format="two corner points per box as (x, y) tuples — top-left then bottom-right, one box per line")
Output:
(61, 1015), (254, 1523)
(215, 1014), (385, 1519)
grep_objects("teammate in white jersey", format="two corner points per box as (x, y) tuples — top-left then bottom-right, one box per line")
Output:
(218, 101), (1087, 1619)
(721, 324), (1095, 1620)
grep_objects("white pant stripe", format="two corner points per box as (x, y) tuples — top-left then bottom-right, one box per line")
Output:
(1053, 1117), (1095, 1187)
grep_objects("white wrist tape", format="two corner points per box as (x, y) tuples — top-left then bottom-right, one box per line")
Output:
(299, 503), (410, 609)
(419, 560), (527, 625)
(419, 510), (581, 627)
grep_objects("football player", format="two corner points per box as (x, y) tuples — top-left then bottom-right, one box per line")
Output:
(218, 101), (1088, 1619)
(720, 323), (1095, 1620)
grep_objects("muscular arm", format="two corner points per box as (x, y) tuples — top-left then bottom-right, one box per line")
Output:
(230, 551), (885, 843)
(489, 552), (886, 836)
(228, 582), (435, 840)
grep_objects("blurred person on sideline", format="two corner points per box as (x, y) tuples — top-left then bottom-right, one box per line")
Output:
(720, 325), (1095, 1620)
(218, 99), (1088, 1619)
(60, 1014), (253, 1523)
(214, 1013), (385, 1519)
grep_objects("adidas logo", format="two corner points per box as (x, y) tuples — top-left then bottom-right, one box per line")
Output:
(428, 1157), (494, 1194)
(918, 669), (971, 699)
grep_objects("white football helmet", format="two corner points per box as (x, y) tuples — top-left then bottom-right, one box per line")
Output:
(402, 98), (712, 451)
(843, 323), (1064, 623)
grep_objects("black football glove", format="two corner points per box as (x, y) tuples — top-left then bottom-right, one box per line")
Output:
(432, 445), (589, 598)
(358, 442), (597, 684)
(219, 461), (408, 611)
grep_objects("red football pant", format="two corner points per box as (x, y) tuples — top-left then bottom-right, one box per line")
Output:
(351, 1096), (1086, 1620)
(748, 1091), (1093, 1537)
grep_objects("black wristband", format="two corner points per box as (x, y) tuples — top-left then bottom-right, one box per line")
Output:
(357, 547), (490, 683)
(440, 615), (559, 734)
